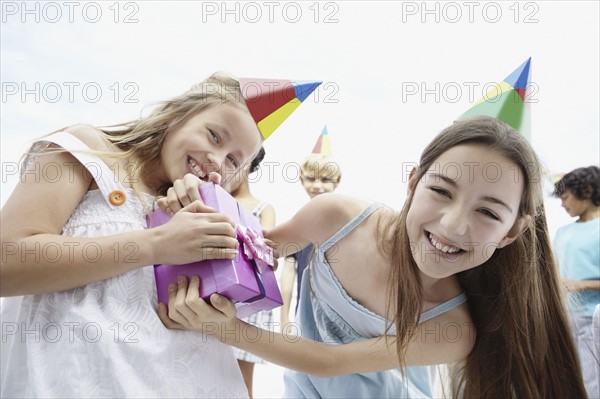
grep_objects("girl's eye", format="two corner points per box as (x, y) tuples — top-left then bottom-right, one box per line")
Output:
(479, 209), (500, 221)
(227, 155), (238, 168)
(431, 187), (451, 198)
(209, 129), (219, 144)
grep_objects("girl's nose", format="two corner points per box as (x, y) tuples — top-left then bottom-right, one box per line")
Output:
(440, 205), (468, 236)
(205, 153), (224, 177)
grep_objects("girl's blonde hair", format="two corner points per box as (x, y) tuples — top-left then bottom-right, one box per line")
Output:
(26, 72), (256, 197)
(300, 154), (342, 183)
(99, 72), (254, 195)
(381, 116), (585, 397)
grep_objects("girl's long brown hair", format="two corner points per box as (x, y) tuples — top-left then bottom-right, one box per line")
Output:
(384, 116), (586, 397)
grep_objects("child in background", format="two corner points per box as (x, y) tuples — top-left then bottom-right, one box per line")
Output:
(161, 116), (586, 398)
(0, 73), (319, 398)
(553, 165), (600, 398)
(228, 147), (276, 398)
(279, 127), (341, 330)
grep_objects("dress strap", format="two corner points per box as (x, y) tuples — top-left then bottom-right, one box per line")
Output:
(251, 202), (268, 218)
(37, 132), (127, 209)
(319, 203), (383, 253)
(418, 292), (468, 324)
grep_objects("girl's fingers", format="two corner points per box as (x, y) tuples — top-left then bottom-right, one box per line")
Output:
(209, 293), (237, 319)
(166, 187), (184, 214)
(157, 303), (185, 330)
(200, 236), (239, 250)
(174, 276), (200, 321)
(202, 224), (238, 240)
(167, 282), (189, 326)
(207, 172), (222, 185)
(183, 174), (203, 202)
(263, 238), (280, 258)
(173, 179), (193, 207)
(180, 200), (217, 215)
(199, 212), (236, 226)
(185, 276), (209, 315)
(155, 197), (170, 214)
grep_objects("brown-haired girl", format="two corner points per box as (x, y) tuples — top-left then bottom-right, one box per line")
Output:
(162, 116), (586, 398)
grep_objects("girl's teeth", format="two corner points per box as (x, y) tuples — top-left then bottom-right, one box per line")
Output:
(188, 159), (206, 179)
(429, 233), (460, 254)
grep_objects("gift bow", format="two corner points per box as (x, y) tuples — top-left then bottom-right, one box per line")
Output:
(236, 225), (274, 273)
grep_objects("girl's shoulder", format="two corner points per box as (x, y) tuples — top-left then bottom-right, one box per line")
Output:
(298, 194), (383, 242)
(306, 193), (371, 222)
(62, 124), (117, 153)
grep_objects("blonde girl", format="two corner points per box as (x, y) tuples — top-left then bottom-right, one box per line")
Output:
(1, 73), (267, 397)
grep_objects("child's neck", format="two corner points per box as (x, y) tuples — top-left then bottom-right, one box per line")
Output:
(578, 206), (600, 222)
(419, 272), (460, 304)
(231, 181), (252, 199)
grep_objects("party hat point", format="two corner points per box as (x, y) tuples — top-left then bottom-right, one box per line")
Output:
(459, 58), (532, 140)
(239, 78), (322, 140)
(312, 125), (332, 156)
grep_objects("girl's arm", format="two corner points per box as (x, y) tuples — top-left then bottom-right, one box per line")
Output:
(279, 256), (296, 328)
(264, 193), (357, 258)
(258, 203), (276, 230)
(563, 279), (600, 291)
(0, 132), (239, 297)
(159, 276), (476, 376)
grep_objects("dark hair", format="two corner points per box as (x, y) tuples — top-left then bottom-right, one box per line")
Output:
(249, 147), (266, 174)
(553, 166), (600, 206)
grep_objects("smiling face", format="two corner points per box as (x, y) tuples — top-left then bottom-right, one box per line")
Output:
(406, 144), (526, 280)
(299, 154), (341, 198)
(301, 172), (338, 198)
(158, 102), (262, 187)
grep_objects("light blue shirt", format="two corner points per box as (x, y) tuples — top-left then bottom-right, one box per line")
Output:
(553, 219), (600, 316)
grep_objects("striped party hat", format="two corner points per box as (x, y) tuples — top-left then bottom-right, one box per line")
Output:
(239, 78), (322, 140)
(460, 58), (532, 140)
(312, 125), (333, 156)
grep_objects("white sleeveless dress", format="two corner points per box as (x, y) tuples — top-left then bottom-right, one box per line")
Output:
(0, 132), (248, 398)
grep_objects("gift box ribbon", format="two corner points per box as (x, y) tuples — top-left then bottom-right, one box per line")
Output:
(236, 225), (274, 274)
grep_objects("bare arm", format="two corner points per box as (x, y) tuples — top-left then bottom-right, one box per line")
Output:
(258, 203), (276, 230)
(159, 276), (475, 377)
(279, 256), (296, 326)
(563, 279), (600, 292)
(1, 132), (239, 297)
(264, 194), (355, 258)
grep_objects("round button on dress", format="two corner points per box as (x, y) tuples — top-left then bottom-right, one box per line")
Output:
(108, 190), (126, 206)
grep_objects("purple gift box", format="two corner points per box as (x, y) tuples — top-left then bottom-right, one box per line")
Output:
(147, 183), (283, 318)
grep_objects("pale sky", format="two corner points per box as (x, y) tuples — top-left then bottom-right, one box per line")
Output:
(2, 2), (599, 396)
(2, 0), (599, 239)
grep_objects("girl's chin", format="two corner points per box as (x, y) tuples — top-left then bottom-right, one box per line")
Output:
(421, 269), (451, 280)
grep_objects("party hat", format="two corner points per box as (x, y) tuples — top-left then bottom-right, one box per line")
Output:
(548, 172), (566, 185)
(311, 125), (333, 156)
(239, 78), (322, 140)
(460, 58), (532, 140)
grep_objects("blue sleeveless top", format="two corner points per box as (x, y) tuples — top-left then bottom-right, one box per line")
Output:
(284, 203), (467, 398)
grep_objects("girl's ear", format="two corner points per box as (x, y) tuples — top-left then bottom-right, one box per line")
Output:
(498, 215), (532, 248)
(407, 166), (419, 194)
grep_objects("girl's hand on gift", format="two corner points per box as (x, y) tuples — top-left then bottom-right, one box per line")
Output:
(158, 275), (237, 336)
(262, 236), (279, 271)
(156, 172), (222, 216)
(153, 200), (239, 265)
